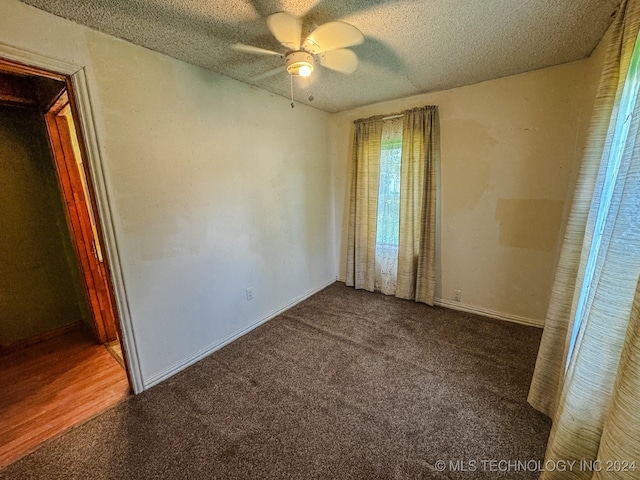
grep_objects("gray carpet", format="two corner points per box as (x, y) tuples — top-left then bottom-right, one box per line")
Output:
(1, 282), (550, 479)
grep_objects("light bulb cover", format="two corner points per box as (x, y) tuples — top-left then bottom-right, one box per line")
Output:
(286, 51), (315, 77)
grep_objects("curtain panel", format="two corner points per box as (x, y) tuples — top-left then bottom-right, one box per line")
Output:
(346, 116), (384, 291)
(396, 106), (439, 305)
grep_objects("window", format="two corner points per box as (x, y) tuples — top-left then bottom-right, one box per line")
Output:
(566, 31), (640, 370)
(347, 106), (438, 304)
(374, 117), (403, 294)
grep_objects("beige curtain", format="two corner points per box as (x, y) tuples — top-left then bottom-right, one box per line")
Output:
(528, 0), (640, 418)
(396, 106), (439, 305)
(346, 116), (384, 291)
(527, 1), (640, 478)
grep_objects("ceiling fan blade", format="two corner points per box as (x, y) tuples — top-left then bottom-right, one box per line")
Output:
(267, 12), (302, 50)
(319, 49), (359, 74)
(232, 43), (283, 58)
(251, 66), (286, 82)
(302, 22), (364, 54)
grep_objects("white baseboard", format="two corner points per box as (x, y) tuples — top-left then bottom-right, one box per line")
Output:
(143, 277), (337, 390)
(335, 278), (543, 328)
(434, 298), (543, 328)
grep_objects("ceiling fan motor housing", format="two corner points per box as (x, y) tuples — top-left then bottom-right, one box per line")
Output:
(286, 51), (315, 76)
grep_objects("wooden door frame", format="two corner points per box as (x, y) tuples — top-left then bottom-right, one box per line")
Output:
(0, 43), (143, 393)
(45, 91), (119, 344)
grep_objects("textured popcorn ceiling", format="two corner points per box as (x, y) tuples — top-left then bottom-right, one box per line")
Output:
(20, 0), (621, 113)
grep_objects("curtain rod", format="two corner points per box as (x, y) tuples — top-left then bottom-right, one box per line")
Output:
(382, 114), (404, 121)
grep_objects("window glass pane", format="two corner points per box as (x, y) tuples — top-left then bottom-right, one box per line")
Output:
(566, 31), (640, 370)
(376, 120), (403, 248)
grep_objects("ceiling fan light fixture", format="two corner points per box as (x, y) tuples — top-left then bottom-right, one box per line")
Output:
(286, 51), (314, 77)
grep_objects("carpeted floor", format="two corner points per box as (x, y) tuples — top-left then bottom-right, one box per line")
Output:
(0, 282), (551, 479)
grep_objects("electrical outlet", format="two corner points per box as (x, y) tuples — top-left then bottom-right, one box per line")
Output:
(246, 287), (254, 301)
(453, 290), (462, 302)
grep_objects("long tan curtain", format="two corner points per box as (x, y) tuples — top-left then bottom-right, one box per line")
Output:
(527, 1), (640, 477)
(396, 106), (439, 305)
(346, 116), (384, 291)
(346, 107), (439, 305)
(528, 0), (640, 418)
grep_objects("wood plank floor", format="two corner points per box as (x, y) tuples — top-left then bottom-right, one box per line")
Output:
(0, 328), (130, 468)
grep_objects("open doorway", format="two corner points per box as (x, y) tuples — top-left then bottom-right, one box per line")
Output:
(0, 58), (131, 467)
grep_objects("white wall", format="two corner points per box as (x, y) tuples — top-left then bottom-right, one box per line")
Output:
(332, 55), (604, 326)
(0, 0), (335, 389)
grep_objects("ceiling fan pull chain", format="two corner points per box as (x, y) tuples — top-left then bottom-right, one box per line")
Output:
(307, 76), (314, 102)
(290, 74), (295, 108)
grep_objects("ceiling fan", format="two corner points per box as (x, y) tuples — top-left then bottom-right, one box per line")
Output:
(233, 12), (364, 102)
